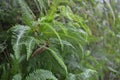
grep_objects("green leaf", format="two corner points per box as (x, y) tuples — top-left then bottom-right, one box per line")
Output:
(26, 69), (57, 80)
(67, 69), (98, 80)
(18, 0), (35, 26)
(42, 23), (63, 49)
(67, 73), (76, 80)
(10, 25), (30, 59)
(47, 48), (68, 76)
(12, 74), (22, 80)
(76, 69), (98, 80)
(104, 0), (115, 23)
(25, 37), (39, 60)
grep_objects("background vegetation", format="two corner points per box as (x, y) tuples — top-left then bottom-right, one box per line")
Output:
(0, 0), (120, 80)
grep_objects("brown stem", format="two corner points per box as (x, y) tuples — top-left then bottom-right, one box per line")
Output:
(32, 47), (46, 57)
(32, 41), (49, 57)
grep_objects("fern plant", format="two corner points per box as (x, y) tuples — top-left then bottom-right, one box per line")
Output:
(6, 0), (94, 79)
(3, 0), (120, 80)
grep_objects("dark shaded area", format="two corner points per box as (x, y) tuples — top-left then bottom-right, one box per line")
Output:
(0, 0), (21, 30)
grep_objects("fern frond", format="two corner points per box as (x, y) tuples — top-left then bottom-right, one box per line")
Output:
(67, 69), (98, 80)
(42, 23), (63, 49)
(76, 69), (98, 80)
(10, 25), (40, 60)
(104, 0), (115, 23)
(12, 74), (22, 80)
(25, 36), (40, 60)
(26, 69), (57, 80)
(10, 25), (31, 59)
(18, 0), (35, 26)
(47, 48), (68, 76)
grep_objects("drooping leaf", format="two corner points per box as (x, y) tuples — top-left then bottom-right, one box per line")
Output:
(10, 25), (31, 59)
(104, 0), (115, 23)
(42, 23), (63, 49)
(47, 48), (68, 76)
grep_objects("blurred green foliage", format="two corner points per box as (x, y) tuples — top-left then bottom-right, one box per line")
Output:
(0, 0), (20, 30)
